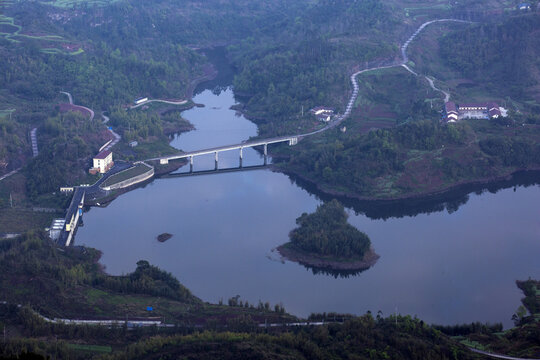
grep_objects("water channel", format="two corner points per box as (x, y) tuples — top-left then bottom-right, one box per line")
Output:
(77, 75), (540, 329)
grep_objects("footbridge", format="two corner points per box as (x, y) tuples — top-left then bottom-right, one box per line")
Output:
(149, 135), (299, 170)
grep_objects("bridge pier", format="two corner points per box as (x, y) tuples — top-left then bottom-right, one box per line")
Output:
(189, 156), (193, 172)
(215, 151), (218, 170)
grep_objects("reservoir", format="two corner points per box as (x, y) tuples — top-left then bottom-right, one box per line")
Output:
(77, 82), (540, 329)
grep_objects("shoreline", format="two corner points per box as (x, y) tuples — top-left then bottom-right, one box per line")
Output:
(273, 165), (540, 204)
(277, 244), (380, 271)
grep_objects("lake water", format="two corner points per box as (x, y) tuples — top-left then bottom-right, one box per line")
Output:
(77, 86), (540, 328)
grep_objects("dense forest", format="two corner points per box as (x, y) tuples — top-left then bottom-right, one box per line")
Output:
(1, 231), (539, 359)
(0, 231), (295, 325)
(278, 117), (540, 199)
(439, 13), (540, 102)
(102, 316), (479, 360)
(287, 199), (371, 259)
(229, 0), (400, 136)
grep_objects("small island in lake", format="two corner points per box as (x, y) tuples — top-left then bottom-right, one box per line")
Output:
(157, 233), (173, 243)
(277, 199), (379, 271)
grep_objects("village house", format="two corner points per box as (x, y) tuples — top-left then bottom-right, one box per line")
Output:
(444, 102), (459, 122)
(444, 101), (503, 122)
(89, 149), (114, 174)
(310, 106), (334, 122)
(310, 106), (334, 116)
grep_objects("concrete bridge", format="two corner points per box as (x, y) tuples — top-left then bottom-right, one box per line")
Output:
(149, 136), (299, 170)
(58, 187), (85, 246)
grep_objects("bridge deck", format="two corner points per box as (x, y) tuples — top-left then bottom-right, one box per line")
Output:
(150, 136), (298, 162)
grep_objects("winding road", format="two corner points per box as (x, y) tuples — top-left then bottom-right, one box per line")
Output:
(101, 112), (121, 151)
(60, 91), (73, 105)
(59, 91), (95, 121)
(145, 18), (474, 163)
(130, 98), (188, 109)
(293, 19), (471, 139)
(469, 348), (540, 360)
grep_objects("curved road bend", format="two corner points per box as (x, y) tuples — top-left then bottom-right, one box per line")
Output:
(59, 91), (95, 121)
(130, 98), (188, 110)
(400, 19), (472, 102)
(146, 18), (474, 163)
(470, 348), (540, 360)
(101, 113), (121, 151)
(308, 18), (472, 136)
(60, 91), (73, 105)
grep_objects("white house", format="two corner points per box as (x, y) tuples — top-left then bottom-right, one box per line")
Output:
(90, 150), (113, 174)
(134, 97), (148, 105)
(310, 106), (334, 116)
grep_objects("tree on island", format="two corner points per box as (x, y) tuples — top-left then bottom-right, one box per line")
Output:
(289, 199), (371, 259)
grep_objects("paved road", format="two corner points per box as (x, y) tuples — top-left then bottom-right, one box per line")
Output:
(470, 348), (540, 360)
(0, 167), (21, 182)
(60, 91), (94, 121)
(30, 127), (38, 157)
(101, 113), (121, 151)
(425, 76), (450, 102)
(130, 99), (188, 109)
(60, 91), (73, 105)
(145, 18), (473, 164)
(401, 19), (472, 63)
(399, 19), (472, 102)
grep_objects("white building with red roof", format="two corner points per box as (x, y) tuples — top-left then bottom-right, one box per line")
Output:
(90, 150), (114, 174)
(443, 101), (505, 123)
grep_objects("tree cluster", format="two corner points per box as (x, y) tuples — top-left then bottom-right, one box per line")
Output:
(289, 199), (371, 259)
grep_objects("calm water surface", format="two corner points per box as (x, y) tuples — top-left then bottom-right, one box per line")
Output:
(77, 87), (540, 328)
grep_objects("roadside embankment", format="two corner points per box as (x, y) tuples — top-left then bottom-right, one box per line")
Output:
(100, 162), (154, 191)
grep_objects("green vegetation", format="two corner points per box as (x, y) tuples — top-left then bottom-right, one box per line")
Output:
(67, 343), (112, 354)
(0, 231), (538, 359)
(457, 279), (540, 358)
(0, 208), (60, 233)
(439, 13), (540, 107)
(0, 231), (293, 325)
(288, 200), (371, 259)
(101, 316), (478, 360)
(100, 163), (152, 188)
(23, 111), (106, 200)
(229, 0), (399, 136)
(278, 117), (540, 199)
(351, 66), (441, 129)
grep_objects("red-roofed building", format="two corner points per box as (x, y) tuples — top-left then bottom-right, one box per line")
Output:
(487, 102), (502, 118)
(443, 101), (503, 122)
(90, 150), (113, 174)
(444, 102), (458, 122)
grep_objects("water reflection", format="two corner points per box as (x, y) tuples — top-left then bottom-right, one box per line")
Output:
(75, 52), (540, 328)
(287, 170), (540, 220)
(304, 265), (369, 279)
